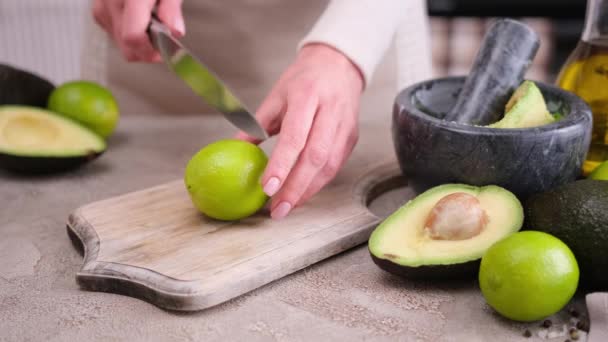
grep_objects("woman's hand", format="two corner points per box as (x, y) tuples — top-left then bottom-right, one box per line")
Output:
(236, 43), (364, 219)
(92, 0), (185, 62)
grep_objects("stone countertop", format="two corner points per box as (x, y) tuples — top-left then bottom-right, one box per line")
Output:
(0, 113), (588, 342)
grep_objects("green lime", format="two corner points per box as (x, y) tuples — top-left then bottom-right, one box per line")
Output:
(479, 231), (579, 322)
(184, 139), (269, 221)
(589, 160), (608, 180)
(47, 80), (119, 138)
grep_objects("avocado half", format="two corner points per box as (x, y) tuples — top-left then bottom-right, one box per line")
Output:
(0, 106), (106, 173)
(488, 80), (555, 129)
(368, 184), (524, 279)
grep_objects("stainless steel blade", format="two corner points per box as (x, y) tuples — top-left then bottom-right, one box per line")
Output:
(148, 18), (268, 141)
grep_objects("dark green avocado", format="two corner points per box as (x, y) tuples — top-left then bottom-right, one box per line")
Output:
(525, 179), (608, 290)
(368, 183), (523, 279)
(0, 64), (54, 107)
(0, 106), (106, 173)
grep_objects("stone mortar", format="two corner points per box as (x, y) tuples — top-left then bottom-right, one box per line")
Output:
(392, 76), (592, 199)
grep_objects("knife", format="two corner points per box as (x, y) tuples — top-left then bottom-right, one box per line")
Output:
(147, 17), (269, 141)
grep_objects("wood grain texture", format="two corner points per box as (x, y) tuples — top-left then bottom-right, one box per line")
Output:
(67, 128), (407, 311)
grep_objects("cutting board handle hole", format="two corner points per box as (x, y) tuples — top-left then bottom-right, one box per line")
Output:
(362, 169), (417, 219)
(66, 225), (85, 257)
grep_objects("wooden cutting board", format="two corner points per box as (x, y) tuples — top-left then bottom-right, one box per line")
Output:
(67, 124), (410, 311)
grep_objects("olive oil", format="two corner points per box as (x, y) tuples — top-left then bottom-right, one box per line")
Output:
(555, 0), (608, 174)
(556, 40), (608, 174)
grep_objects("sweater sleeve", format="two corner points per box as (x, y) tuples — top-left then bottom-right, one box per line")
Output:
(298, 0), (412, 87)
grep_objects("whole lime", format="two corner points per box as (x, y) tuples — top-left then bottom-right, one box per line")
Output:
(589, 160), (608, 180)
(479, 231), (579, 322)
(184, 139), (269, 221)
(47, 80), (119, 138)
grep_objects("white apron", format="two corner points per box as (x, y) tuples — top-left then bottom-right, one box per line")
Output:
(80, 0), (432, 117)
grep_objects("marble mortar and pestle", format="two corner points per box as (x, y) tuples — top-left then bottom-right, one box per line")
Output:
(392, 19), (593, 199)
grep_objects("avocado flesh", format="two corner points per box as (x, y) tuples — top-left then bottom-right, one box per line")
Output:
(525, 179), (608, 290)
(0, 106), (105, 172)
(488, 80), (555, 129)
(368, 184), (523, 275)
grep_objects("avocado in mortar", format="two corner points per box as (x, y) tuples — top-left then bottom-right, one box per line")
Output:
(369, 184), (524, 279)
(488, 80), (556, 129)
(0, 106), (106, 173)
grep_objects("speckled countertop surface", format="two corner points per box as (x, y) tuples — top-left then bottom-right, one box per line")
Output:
(0, 90), (589, 341)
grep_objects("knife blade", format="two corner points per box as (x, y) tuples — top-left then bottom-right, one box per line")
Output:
(148, 18), (268, 141)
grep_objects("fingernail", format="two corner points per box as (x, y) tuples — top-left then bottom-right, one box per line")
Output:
(174, 17), (186, 36)
(263, 177), (280, 196)
(271, 202), (292, 219)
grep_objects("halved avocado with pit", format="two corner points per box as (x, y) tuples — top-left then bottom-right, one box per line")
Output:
(368, 184), (524, 279)
(0, 106), (106, 173)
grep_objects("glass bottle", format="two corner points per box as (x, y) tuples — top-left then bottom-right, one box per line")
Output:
(556, 0), (608, 174)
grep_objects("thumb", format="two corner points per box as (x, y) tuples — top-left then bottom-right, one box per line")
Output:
(157, 0), (185, 37)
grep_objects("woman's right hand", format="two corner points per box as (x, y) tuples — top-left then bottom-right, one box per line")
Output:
(92, 0), (185, 62)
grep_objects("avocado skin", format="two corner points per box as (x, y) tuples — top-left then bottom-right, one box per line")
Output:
(525, 179), (608, 291)
(0, 64), (54, 107)
(0, 151), (103, 174)
(370, 252), (480, 280)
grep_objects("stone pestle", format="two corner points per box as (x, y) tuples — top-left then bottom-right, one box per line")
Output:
(443, 18), (540, 125)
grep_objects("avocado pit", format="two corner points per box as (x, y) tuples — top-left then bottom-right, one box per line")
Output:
(424, 192), (488, 240)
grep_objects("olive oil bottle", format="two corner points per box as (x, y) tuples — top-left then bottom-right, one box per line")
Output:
(556, 0), (608, 174)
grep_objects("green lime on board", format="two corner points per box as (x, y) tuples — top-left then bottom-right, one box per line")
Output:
(47, 80), (119, 138)
(479, 231), (579, 322)
(589, 160), (608, 180)
(184, 139), (269, 221)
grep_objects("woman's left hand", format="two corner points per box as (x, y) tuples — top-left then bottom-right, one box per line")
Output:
(235, 43), (364, 219)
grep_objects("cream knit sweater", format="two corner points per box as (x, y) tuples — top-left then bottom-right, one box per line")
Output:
(300, 0), (432, 89)
(0, 0), (88, 84)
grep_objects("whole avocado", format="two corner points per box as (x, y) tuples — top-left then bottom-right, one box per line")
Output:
(0, 64), (54, 107)
(525, 179), (608, 290)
